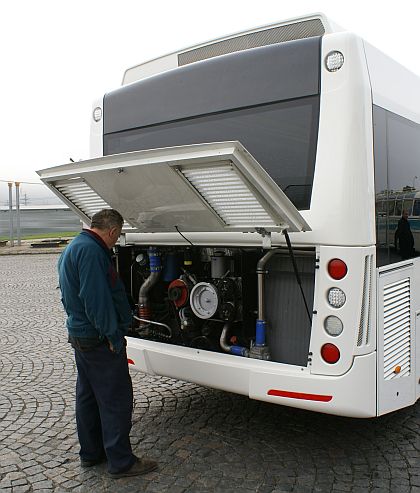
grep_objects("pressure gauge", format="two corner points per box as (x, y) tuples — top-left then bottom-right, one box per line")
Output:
(190, 282), (219, 319)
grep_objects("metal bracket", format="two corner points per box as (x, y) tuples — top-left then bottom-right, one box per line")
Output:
(255, 227), (272, 249)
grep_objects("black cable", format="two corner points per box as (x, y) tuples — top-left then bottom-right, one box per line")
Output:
(283, 230), (312, 324)
(175, 225), (194, 246)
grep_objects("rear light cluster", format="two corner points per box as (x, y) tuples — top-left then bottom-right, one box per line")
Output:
(321, 258), (348, 364)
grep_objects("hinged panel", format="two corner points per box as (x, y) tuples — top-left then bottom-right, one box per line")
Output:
(37, 142), (311, 234)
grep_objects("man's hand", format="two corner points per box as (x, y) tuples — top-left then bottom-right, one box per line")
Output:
(108, 340), (115, 352)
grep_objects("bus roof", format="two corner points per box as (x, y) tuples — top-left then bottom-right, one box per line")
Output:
(122, 13), (343, 85)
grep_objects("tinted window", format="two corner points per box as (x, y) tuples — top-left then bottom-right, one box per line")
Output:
(374, 106), (420, 266)
(104, 97), (320, 210)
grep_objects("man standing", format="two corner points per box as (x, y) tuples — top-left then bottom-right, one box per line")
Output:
(394, 209), (415, 260)
(58, 209), (157, 478)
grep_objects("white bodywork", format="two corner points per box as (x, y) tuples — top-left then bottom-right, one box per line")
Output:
(40, 15), (420, 417)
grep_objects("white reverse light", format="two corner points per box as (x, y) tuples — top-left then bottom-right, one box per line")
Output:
(327, 287), (346, 308)
(325, 51), (344, 72)
(93, 107), (103, 122)
(324, 316), (344, 337)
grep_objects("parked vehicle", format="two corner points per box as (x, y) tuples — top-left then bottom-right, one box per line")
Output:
(38, 13), (420, 417)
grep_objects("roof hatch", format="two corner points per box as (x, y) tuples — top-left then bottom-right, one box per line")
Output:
(37, 141), (311, 234)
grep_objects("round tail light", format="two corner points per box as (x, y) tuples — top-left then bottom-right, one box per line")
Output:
(321, 343), (340, 364)
(328, 259), (347, 280)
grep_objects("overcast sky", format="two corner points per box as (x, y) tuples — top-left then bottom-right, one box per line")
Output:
(1, 0), (419, 196)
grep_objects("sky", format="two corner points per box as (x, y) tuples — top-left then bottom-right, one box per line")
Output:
(1, 0), (419, 203)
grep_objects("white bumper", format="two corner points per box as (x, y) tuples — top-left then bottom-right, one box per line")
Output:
(126, 337), (377, 418)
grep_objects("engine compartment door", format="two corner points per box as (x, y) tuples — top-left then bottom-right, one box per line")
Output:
(37, 141), (311, 233)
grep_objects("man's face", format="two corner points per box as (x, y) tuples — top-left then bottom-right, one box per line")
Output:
(402, 210), (409, 220)
(107, 226), (122, 248)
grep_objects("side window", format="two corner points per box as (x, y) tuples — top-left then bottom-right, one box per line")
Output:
(374, 106), (420, 266)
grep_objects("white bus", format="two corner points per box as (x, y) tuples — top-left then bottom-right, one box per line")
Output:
(38, 13), (420, 418)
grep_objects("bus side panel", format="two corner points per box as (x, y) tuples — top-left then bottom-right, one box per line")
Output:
(377, 261), (416, 415)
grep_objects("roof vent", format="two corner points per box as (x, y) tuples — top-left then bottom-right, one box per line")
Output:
(178, 18), (325, 66)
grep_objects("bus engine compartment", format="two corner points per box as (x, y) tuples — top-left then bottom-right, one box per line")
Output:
(115, 244), (315, 367)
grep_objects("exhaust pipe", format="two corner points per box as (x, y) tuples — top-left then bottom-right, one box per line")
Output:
(138, 247), (161, 324)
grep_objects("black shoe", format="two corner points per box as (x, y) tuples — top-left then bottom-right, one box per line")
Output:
(80, 456), (106, 468)
(108, 457), (158, 478)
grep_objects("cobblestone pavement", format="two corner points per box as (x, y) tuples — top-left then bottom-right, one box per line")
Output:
(2, 254), (420, 493)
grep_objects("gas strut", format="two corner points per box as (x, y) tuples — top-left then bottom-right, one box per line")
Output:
(283, 229), (312, 324)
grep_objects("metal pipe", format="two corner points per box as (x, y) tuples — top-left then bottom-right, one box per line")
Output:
(15, 182), (21, 246)
(8, 182), (14, 247)
(219, 322), (249, 357)
(138, 272), (160, 308)
(133, 315), (172, 337)
(138, 247), (161, 323)
(256, 248), (280, 320)
(219, 322), (232, 353)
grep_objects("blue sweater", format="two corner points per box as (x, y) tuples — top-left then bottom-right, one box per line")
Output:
(58, 230), (132, 353)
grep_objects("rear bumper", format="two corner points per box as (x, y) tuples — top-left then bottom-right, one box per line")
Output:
(126, 337), (376, 418)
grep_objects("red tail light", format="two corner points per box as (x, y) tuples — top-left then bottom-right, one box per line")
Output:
(328, 259), (347, 280)
(321, 343), (340, 364)
(127, 358), (135, 365)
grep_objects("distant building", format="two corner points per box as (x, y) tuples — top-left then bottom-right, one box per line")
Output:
(0, 205), (81, 237)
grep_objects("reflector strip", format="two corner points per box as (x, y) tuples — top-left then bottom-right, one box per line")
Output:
(127, 359), (135, 365)
(267, 389), (332, 402)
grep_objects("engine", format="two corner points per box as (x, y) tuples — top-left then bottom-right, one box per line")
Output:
(115, 245), (259, 354)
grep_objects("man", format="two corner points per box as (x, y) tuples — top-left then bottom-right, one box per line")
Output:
(394, 209), (415, 260)
(58, 209), (157, 478)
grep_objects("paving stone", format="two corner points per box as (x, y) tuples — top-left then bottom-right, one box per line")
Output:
(4, 253), (420, 493)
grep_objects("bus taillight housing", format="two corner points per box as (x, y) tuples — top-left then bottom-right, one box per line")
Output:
(321, 343), (340, 364)
(328, 259), (347, 280)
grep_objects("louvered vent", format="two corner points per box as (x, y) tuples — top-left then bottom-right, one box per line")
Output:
(178, 164), (276, 228)
(357, 255), (373, 346)
(383, 278), (411, 380)
(178, 19), (325, 66)
(52, 178), (132, 228)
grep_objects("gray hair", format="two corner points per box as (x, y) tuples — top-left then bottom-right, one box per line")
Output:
(90, 209), (124, 230)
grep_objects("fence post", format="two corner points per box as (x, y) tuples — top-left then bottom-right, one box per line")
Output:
(15, 182), (21, 246)
(8, 182), (14, 247)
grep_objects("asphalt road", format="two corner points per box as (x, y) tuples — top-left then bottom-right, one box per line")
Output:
(1, 254), (420, 492)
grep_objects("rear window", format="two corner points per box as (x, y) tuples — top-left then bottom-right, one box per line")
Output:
(104, 96), (320, 210)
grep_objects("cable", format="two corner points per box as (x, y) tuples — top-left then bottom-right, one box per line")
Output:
(283, 229), (312, 324)
(174, 225), (194, 246)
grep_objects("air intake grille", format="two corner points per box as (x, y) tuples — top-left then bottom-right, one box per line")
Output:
(52, 178), (132, 228)
(178, 19), (325, 66)
(383, 278), (411, 380)
(178, 164), (276, 228)
(358, 254), (373, 346)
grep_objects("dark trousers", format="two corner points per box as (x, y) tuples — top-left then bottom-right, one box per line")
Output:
(73, 340), (136, 473)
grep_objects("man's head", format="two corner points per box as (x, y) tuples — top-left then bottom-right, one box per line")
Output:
(90, 209), (124, 248)
(402, 209), (409, 220)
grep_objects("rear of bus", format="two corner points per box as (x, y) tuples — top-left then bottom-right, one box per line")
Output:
(38, 15), (382, 417)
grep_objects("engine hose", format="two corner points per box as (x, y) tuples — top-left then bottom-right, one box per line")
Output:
(133, 315), (172, 338)
(220, 322), (249, 357)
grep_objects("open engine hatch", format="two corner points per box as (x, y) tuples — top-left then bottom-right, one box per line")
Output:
(36, 141), (311, 233)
